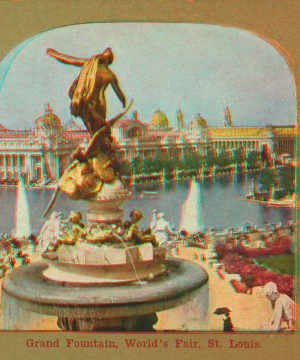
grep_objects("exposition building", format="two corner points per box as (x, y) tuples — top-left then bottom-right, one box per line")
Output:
(0, 104), (296, 183)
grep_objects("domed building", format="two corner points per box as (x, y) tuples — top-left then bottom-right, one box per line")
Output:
(35, 103), (62, 139)
(0, 103), (296, 184)
(189, 113), (208, 133)
(148, 110), (169, 130)
(0, 104), (81, 184)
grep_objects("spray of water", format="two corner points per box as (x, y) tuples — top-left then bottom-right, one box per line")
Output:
(15, 176), (31, 239)
(179, 178), (204, 233)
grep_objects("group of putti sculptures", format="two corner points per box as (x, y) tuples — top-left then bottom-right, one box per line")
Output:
(42, 209), (157, 258)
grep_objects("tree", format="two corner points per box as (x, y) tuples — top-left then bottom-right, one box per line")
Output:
(215, 151), (232, 168)
(152, 157), (164, 173)
(119, 160), (131, 176)
(279, 164), (295, 191)
(183, 152), (203, 170)
(247, 151), (260, 167)
(205, 149), (217, 166)
(233, 148), (245, 164)
(258, 169), (276, 192)
(141, 158), (154, 174)
(161, 157), (174, 173)
(131, 157), (143, 174)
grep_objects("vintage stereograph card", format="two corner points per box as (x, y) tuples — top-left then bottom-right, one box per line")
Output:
(0, 0), (299, 359)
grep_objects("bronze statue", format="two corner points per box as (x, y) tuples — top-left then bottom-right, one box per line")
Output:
(46, 47), (126, 163)
(46, 48), (126, 130)
(43, 47), (133, 214)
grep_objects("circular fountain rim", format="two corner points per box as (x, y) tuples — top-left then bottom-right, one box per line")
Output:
(1, 258), (208, 317)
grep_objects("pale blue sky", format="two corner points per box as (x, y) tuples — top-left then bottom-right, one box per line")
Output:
(0, 22), (296, 129)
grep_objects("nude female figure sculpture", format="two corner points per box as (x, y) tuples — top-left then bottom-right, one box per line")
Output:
(46, 47), (127, 162)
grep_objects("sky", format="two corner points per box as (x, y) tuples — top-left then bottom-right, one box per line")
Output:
(0, 22), (297, 130)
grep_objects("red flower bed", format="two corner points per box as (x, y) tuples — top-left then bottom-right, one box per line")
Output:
(220, 253), (293, 298)
(215, 236), (292, 260)
(216, 268), (226, 280)
(230, 279), (247, 293)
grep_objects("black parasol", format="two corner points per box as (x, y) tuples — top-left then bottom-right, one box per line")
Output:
(213, 307), (232, 315)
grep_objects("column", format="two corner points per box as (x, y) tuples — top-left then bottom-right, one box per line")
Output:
(135, 139), (139, 159)
(40, 153), (46, 179)
(28, 156), (34, 182)
(56, 154), (60, 182)
(3, 155), (7, 179)
(10, 155), (14, 180)
(17, 155), (21, 178)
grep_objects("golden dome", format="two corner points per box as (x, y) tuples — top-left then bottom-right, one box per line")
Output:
(35, 103), (62, 138)
(149, 110), (169, 129)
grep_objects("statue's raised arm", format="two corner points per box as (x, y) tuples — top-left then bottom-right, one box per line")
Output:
(46, 48), (88, 67)
(111, 77), (126, 109)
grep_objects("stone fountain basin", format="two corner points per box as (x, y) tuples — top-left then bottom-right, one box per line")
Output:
(42, 243), (167, 283)
(2, 258), (208, 320)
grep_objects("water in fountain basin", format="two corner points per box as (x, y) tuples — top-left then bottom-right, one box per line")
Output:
(14, 177), (31, 239)
(179, 178), (204, 233)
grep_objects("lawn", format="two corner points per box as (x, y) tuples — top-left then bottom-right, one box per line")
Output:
(254, 254), (294, 275)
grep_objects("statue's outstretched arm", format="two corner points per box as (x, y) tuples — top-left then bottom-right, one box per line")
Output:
(111, 79), (126, 108)
(46, 48), (88, 67)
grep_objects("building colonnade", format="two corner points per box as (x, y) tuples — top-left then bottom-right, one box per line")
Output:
(116, 136), (294, 163)
(0, 152), (70, 182)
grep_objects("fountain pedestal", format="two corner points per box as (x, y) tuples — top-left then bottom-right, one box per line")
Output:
(82, 178), (132, 223)
(1, 259), (208, 331)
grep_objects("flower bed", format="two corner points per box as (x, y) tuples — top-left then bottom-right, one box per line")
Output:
(215, 236), (292, 259)
(230, 279), (247, 293)
(216, 266), (226, 280)
(214, 236), (294, 297)
(218, 253), (293, 298)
